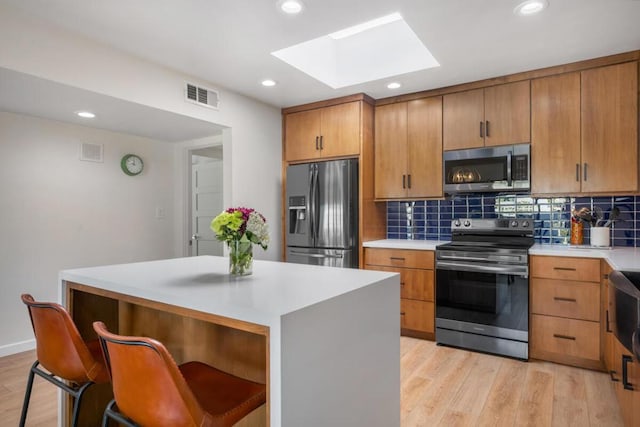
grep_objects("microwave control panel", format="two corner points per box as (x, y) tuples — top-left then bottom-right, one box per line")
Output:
(512, 155), (529, 181)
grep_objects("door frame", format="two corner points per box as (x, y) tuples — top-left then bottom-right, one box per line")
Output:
(180, 131), (231, 257)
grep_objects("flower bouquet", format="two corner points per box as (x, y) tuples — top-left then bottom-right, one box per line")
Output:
(210, 207), (269, 275)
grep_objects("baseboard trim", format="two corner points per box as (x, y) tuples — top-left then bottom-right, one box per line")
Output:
(0, 339), (35, 357)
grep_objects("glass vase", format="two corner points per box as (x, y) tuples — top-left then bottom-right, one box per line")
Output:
(228, 240), (253, 276)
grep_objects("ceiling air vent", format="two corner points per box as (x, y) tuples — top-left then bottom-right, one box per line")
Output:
(185, 83), (219, 110)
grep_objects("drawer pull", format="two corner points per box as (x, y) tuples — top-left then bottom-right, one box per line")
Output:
(400, 282), (405, 287)
(553, 334), (576, 341)
(553, 267), (577, 271)
(400, 312), (406, 316)
(553, 297), (577, 303)
(390, 257), (406, 261)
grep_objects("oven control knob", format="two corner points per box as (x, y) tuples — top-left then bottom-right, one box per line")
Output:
(522, 220), (530, 228)
(464, 220), (471, 227)
(454, 219), (461, 227)
(511, 220), (519, 227)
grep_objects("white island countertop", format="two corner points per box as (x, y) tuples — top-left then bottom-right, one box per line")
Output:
(60, 255), (397, 327)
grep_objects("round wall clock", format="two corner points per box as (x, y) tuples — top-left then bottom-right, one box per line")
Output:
(120, 154), (144, 176)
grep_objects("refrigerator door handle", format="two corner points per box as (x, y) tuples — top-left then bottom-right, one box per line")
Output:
(308, 165), (315, 246)
(312, 164), (320, 244)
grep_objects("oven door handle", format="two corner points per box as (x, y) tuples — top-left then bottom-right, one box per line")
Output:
(436, 261), (529, 278)
(438, 254), (493, 263)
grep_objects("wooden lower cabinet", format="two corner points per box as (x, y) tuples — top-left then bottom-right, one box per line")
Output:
(530, 314), (600, 363)
(610, 337), (640, 427)
(401, 299), (434, 334)
(364, 247), (435, 339)
(530, 255), (602, 370)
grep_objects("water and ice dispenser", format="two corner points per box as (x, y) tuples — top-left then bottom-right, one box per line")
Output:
(288, 195), (307, 235)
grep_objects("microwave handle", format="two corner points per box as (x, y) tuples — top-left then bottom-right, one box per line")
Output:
(507, 150), (512, 186)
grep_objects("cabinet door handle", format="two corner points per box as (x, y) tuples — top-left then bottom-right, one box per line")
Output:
(407, 174), (412, 189)
(400, 312), (406, 316)
(576, 164), (580, 182)
(319, 135), (323, 150)
(480, 121), (484, 138)
(485, 120), (490, 137)
(402, 175), (406, 189)
(553, 297), (577, 303)
(553, 334), (576, 341)
(583, 163), (588, 181)
(400, 282), (405, 287)
(315, 136), (319, 150)
(606, 309), (612, 333)
(610, 370), (620, 382)
(553, 267), (576, 271)
(622, 355), (634, 390)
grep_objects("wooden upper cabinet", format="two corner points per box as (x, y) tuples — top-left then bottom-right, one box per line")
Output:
(531, 62), (639, 195)
(443, 81), (530, 151)
(443, 88), (484, 150)
(319, 101), (361, 158)
(407, 98), (443, 198)
(375, 103), (408, 198)
(284, 101), (361, 162)
(484, 80), (531, 147)
(285, 109), (321, 162)
(531, 72), (582, 194)
(581, 61), (638, 193)
(374, 97), (443, 199)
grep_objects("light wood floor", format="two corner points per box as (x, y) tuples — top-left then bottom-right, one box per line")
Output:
(401, 337), (623, 427)
(1, 339), (624, 426)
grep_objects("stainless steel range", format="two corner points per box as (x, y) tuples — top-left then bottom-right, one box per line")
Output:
(435, 218), (534, 360)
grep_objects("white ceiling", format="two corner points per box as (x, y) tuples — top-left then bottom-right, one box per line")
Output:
(0, 67), (224, 142)
(1, 0), (640, 140)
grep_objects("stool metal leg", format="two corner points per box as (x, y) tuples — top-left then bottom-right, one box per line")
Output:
(18, 361), (39, 427)
(71, 381), (94, 427)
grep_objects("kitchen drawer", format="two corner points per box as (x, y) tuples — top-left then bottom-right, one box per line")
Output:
(400, 299), (434, 333)
(364, 248), (434, 270)
(531, 278), (600, 321)
(530, 256), (600, 282)
(373, 266), (434, 301)
(531, 314), (600, 362)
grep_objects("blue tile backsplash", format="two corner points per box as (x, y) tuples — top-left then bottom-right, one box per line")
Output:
(386, 194), (639, 247)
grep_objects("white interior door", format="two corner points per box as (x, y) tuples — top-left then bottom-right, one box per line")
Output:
(191, 155), (223, 256)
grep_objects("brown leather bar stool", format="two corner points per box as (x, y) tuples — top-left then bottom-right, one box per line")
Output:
(20, 294), (110, 427)
(93, 321), (267, 427)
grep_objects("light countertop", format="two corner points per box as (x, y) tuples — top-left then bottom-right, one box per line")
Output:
(60, 255), (398, 327)
(363, 239), (446, 251)
(363, 239), (640, 272)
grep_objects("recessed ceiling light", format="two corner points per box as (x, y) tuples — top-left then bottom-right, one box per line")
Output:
(387, 82), (401, 89)
(76, 111), (96, 119)
(279, 0), (304, 15)
(262, 79), (277, 87)
(514, 0), (548, 16)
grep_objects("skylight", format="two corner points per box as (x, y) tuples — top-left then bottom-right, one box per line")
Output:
(272, 13), (439, 89)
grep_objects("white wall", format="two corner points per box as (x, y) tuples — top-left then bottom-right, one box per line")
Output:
(0, 6), (283, 355)
(0, 112), (176, 355)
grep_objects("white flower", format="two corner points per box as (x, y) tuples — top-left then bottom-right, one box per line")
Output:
(246, 212), (270, 248)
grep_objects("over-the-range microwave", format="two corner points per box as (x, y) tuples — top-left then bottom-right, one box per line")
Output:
(443, 143), (530, 194)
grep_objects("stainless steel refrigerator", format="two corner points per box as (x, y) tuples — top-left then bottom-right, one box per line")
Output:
(286, 159), (358, 268)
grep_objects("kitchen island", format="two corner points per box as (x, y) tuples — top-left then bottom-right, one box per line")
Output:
(59, 256), (400, 427)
